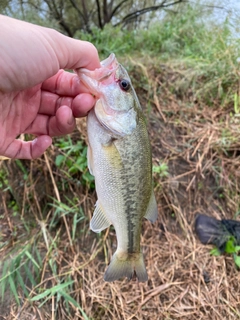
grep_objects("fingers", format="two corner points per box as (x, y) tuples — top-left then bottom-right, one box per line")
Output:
(72, 93), (95, 117)
(40, 70), (96, 117)
(25, 105), (76, 136)
(41, 70), (86, 96)
(3, 135), (52, 159)
(48, 105), (76, 136)
(39, 89), (95, 117)
(39, 91), (73, 115)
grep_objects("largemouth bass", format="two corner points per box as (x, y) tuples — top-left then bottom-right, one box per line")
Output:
(76, 54), (158, 282)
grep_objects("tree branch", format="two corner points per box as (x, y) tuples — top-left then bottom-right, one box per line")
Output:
(95, 0), (103, 29)
(43, 0), (74, 37)
(22, 0), (49, 14)
(68, 0), (85, 20)
(114, 0), (188, 27)
(111, 0), (129, 20)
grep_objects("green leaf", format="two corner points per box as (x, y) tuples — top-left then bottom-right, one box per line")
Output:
(234, 246), (240, 252)
(9, 274), (20, 305)
(17, 271), (29, 297)
(234, 254), (240, 268)
(60, 290), (79, 308)
(30, 288), (51, 301)
(25, 250), (40, 269)
(1, 261), (9, 299)
(23, 263), (37, 287)
(60, 291), (89, 320)
(30, 281), (74, 302)
(234, 93), (240, 114)
(35, 247), (43, 268)
(55, 155), (65, 167)
(225, 239), (236, 253)
(210, 247), (221, 256)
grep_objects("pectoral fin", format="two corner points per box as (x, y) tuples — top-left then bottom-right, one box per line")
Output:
(90, 201), (112, 233)
(144, 190), (158, 223)
(87, 145), (94, 176)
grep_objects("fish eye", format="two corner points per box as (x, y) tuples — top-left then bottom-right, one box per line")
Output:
(119, 79), (131, 91)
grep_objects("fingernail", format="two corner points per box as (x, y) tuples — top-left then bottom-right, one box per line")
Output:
(67, 115), (75, 125)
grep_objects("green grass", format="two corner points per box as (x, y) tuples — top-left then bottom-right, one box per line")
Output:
(54, 136), (95, 189)
(0, 225), (89, 318)
(0, 135), (93, 317)
(211, 237), (240, 269)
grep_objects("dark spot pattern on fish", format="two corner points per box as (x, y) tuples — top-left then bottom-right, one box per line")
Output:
(119, 167), (139, 253)
(116, 120), (152, 254)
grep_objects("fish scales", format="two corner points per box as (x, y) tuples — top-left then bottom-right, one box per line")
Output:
(88, 112), (152, 254)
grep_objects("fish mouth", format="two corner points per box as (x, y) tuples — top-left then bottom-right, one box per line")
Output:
(76, 53), (119, 93)
(98, 53), (118, 81)
(100, 53), (116, 68)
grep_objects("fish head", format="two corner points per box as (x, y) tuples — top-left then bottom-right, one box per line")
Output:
(76, 53), (141, 136)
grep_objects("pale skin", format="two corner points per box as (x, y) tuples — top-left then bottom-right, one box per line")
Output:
(0, 15), (101, 159)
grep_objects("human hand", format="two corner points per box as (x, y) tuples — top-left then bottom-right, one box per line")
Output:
(0, 15), (100, 159)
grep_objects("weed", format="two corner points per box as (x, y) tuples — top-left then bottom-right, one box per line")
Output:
(0, 242), (42, 305)
(211, 236), (240, 269)
(7, 200), (19, 216)
(48, 196), (85, 235)
(0, 165), (8, 189)
(0, 218), (89, 318)
(76, 25), (134, 58)
(15, 159), (28, 180)
(55, 137), (95, 189)
(153, 162), (169, 178)
(234, 93), (240, 114)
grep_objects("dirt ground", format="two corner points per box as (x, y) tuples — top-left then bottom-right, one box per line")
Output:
(1, 62), (240, 319)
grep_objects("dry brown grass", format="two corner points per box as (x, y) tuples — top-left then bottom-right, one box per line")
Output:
(1, 62), (240, 319)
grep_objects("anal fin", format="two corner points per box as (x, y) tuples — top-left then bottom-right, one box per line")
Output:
(90, 201), (111, 233)
(144, 189), (158, 223)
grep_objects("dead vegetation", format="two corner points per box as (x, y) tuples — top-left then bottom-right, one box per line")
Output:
(1, 61), (240, 320)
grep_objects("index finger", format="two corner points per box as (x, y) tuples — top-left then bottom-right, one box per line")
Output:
(42, 70), (88, 96)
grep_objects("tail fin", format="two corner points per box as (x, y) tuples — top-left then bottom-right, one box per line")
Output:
(104, 251), (148, 282)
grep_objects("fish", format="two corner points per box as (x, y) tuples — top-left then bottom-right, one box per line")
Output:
(76, 53), (158, 282)
(195, 214), (240, 252)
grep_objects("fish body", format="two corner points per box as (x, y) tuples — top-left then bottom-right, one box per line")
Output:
(76, 54), (158, 282)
